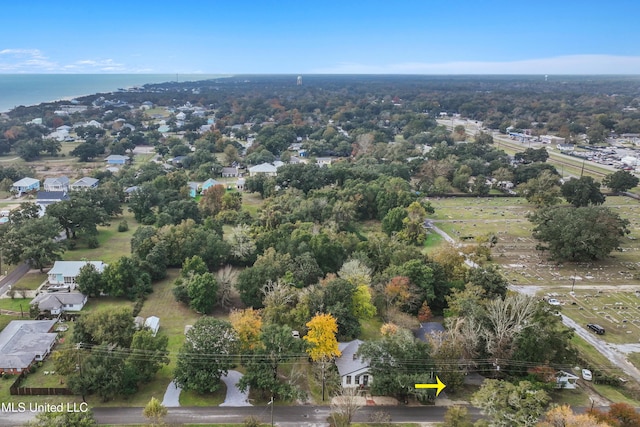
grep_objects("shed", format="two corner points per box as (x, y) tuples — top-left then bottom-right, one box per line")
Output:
(145, 316), (160, 336)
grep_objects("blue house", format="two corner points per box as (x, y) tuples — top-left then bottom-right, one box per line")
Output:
(201, 178), (222, 192)
(105, 154), (130, 165)
(11, 177), (40, 195)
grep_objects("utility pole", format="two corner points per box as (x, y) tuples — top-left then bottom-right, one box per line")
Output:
(269, 396), (274, 426)
(321, 357), (326, 401)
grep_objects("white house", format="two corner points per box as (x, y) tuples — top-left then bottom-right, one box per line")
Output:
(336, 340), (371, 388)
(144, 316), (160, 337)
(47, 261), (106, 290)
(316, 157), (334, 167)
(555, 370), (580, 389)
(43, 176), (70, 192)
(248, 163), (278, 177)
(30, 292), (88, 315)
(70, 177), (99, 190)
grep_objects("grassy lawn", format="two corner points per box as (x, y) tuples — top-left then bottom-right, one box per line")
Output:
(549, 388), (591, 407)
(13, 272), (47, 290)
(179, 381), (226, 406)
(20, 357), (66, 388)
(82, 296), (133, 313)
(628, 352), (640, 371)
(543, 289), (640, 345)
(242, 192), (264, 216)
(82, 269), (205, 408)
(62, 210), (139, 264)
(0, 297), (32, 313)
(593, 383), (640, 406)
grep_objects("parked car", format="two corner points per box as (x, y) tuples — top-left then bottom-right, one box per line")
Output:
(582, 369), (593, 381)
(587, 323), (605, 335)
(548, 298), (561, 306)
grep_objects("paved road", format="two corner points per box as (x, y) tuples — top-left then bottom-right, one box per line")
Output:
(562, 315), (640, 383)
(0, 263), (30, 297)
(0, 405), (483, 426)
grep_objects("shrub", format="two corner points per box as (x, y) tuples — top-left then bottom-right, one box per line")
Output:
(118, 220), (129, 232)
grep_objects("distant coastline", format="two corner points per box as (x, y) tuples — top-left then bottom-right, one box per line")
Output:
(0, 74), (227, 113)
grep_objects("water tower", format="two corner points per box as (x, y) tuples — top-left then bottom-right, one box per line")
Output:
(297, 75), (302, 86)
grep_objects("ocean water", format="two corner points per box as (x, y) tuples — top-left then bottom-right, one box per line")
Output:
(0, 74), (225, 113)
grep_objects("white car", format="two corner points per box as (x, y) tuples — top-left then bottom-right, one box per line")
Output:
(582, 369), (593, 381)
(548, 298), (561, 306)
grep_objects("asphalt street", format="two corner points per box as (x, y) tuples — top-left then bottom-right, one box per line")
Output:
(0, 405), (486, 426)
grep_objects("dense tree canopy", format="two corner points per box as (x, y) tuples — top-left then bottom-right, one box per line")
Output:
(529, 206), (629, 261)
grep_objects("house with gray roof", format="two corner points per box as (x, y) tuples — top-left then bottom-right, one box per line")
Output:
(248, 162), (278, 177)
(105, 154), (130, 165)
(11, 177), (40, 194)
(30, 292), (88, 315)
(70, 177), (99, 190)
(201, 178), (222, 192)
(43, 176), (70, 192)
(0, 320), (57, 374)
(47, 261), (106, 290)
(336, 340), (371, 388)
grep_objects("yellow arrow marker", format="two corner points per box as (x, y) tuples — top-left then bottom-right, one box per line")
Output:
(415, 376), (446, 397)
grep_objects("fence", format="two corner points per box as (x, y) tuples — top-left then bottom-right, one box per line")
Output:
(9, 371), (74, 396)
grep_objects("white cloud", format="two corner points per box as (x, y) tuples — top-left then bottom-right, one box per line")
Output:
(0, 48), (143, 73)
(312, 55), (640, 74)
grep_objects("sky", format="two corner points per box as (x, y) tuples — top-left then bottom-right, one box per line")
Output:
(1, 0), (639, 75)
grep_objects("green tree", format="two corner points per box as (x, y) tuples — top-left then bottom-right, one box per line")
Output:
(67, 344), (133, 401)
(25, 409), (97, 427)
(174, 317), (238, 394)
(75, 263), (105, 297)
(357, 328), (432, 400)
(442, 405), (473, 427)
(0, 215), (64, 271)
(186, 272), (218, 314)
(72, 307), (136, 348)
(46, 196), (109, 241)
(102, 256), (152, 300)
(238, 324), (305, 400)
(518, 170), (560, 207)
(603, 170), (639, 193)
(529, 206), (629, 261)
(471, 380), (549, 427)
(128, 329), (170, 383)
(561, 176), (605, 207)
(381, 206), (407, 236)
(142, 397), (168, 427)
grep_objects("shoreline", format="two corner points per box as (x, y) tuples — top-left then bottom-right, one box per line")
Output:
(0, 74), (229, 114)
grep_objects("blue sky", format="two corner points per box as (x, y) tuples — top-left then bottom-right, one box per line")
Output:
(2, 0), (639, 74)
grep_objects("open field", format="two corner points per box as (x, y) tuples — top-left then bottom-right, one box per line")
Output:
(428, 196), (640, 291)
(428, 195), (640, 382)
(61, 210), (140, 264)
(541, 288), (640, 345)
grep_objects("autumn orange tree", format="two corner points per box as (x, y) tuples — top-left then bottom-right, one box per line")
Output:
(229, 308), (263, 352)
(304, 313), (341, 401)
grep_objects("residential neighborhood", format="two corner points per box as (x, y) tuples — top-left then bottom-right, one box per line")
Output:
(0, 74), (639, 427)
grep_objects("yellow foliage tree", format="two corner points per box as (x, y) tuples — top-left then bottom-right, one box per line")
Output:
(537, 404), (612, 427)
(304, 313), (341, 361)
(229, 308), (263, 352)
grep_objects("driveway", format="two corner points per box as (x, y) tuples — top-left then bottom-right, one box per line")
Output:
(220, 370), (252, 406)
(162, 381), (182, 407)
